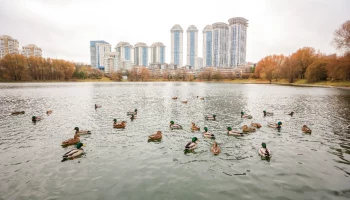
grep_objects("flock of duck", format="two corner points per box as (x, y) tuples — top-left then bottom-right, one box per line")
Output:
(10, 98), (313, 162)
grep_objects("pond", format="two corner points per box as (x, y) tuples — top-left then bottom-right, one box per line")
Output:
(0, 82), (349, 200)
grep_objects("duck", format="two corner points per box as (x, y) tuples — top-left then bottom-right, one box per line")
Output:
(95, 104), (102, 109)
(46, 110), (53, 115)
(113, 119), (126, 129)
(74, 127), (91, 135)
(61, 142), (85, 162)
(241, 112), (252, 119)
(227, 127), (243, 136)
(203, 127), (215, 139)
(302, 125), (312, 134)
(170, 121), (182, 130)
(127, 109), (137, 115)
(181, 100), (188, 104)
(11, 111), (25, 115)
(251, 123), (262, 128)
(205, 114), (216, 120)
(258, 142), (272, 160)
(32, 116), (43, 122)
(211, 142), (221, 155)
(172, 97), (178, 100)
(263, 110), (274, 116)
(268, 122), (282, 130)
(191, 122), (200, 131)
(148, 131), (162, 141)
(185, 137), (198, 151)
(288, 111), (294, 116)
(61, 134), (80, 147)
(197, 96), (204, 100)
(130, 114), (136, 120)
(242, 125), (256, 133)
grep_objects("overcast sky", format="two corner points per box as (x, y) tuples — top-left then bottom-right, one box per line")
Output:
(1, 0), (349, 64)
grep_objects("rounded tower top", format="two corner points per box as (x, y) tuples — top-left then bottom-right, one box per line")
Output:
(228, 17), (249, 27)
(202, 25), (213, 32)
(116, 41), (132, 47)
(212, 22), (228, 29)
(186, 25), (198, 32)
(134, 42), (148, 47)
(151, 42), (165, 47)
(170, 24), (183, 32)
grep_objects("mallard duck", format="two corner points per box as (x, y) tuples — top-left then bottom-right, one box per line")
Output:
(227, 127), (243, 136)
(185, 137), (198, 151)
(113, 119), (126, 129)
(148, 131), (162, 141)
(127, 109), (137, 115)
(61, 134), (80, 147)
(268, 122), (282, 130)
(170, 121), (182, 130)
(62, 142), (85, 162)
(251, 123), (262, 128)
(263, 110), (274, 116)
(130, 114), (136, 120)
(211, 142), (221, 155)
(241, 112), (252, 119)
(32, 116), (43, 122)
(11, 111), (25, 115)
(191, 122), (200, 131)
(172, 97), (178, 100)
(242, 125), (256, 133)
(205, 114), (216, 120)
(288, 111), (294, 116)
(302, 125), (312, 134)
(95, 104), (102, 109)
(258, 142), (271, 160)
(74, 127), (91, 135)
(200, 97), (204, 100)
(203, 127), (215, 139)
(182, 100), (188, 104)
(46, 110), (53, 115)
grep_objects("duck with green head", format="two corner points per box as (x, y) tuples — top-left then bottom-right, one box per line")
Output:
(170, 121), (182, 130)
(62, 142), (85, 162)
(113, 119), (126, 129)
(203, 127), (215, 139)
(227, 127), (242, 136)
(258, 142), (271, 160)
(263, 110), (274, 116)
(268, 121), (282, 130)
(185, 137), (198, 151)
(241, 111), (252, 119)
(74, 127), (91, 135)
(127, 109), (137, 115)
(205, 114), (216, 120)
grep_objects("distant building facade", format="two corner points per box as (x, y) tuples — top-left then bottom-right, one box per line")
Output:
(133, 42), (148, 66)
(22, 44), (42, 57)
(202, 25), (213, 67)
(0, 35), (19, 58)
(186, 25), (198, 69)
(103, 52), (119, 73)
(150, 42), (166, 64)
(197, 57), (203, 69)
(228, 17), (248, 66)
(212, 22), (228, 67)
(170, 24), (183, 66)
(90, 40), (111, 68)
(115, 41), (133, 61)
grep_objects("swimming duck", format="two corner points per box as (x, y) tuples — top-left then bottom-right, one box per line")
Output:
(95, 104), (102, 109)
(130, 114), (136, 120)
(170, 121), (182, 130)
(241, 112), (252, 119)
(46, 110), (53, 115)
(227, 127), (243, 136)
(288, 111), (294, 116)
(268, 122), (282, 130)
(211, 142), (221, 155)
(258, 142), (271, 160)
(251, 123), (262, 128)
(263, 110), (274, 116)
(11, 111), (25, 115)
(127, 109), (137, 115)
(74, 127), (91, 135)
(200, 97), (204, 100)
(182, 100), (188, 104)
(148, 131), (162, 141)
(242, 125), (256, 133)
(113, 119), (126, 129)
(185, 137), (198, 151)
(203, 127), (215, 139)
(205, 114), (216, 120)
(61, 134), (80, 147)
(32, 116), (43, 122)
(172, 97), (178, 100)
(302, 125), (312, 134)
(61, 142), (85, 162)
(191, 122), (200, 131)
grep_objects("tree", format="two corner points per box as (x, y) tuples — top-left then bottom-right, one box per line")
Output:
(111, 71), (123, 81)
(305, 59), (328, 82)
(139, 67), (150, 81)
(256, 54), (285, 83)
(333, 20), (350, 52)
(292, 47), (316, 79)
(0, 54), (28, 80)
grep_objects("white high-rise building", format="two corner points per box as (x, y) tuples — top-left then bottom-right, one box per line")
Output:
(90, 40), (111, 68)
(197, 57), (203, 69)
(133, 42), (149, 67)
(150, 42), (166, 64)
(186, 25), (198, 69)
(170, 24), (183, 67)
(228, 17), (248, 66)
(22, 44), (42, 57)
(0, 35), (19, 59)
(115, 41), (133, 62)
(212, 22), (228, 67)
(103, 52), (119, 73)
(202, 25), (213, 67)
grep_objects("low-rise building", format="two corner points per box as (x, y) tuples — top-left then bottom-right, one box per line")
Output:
(0, 35), (19, 58)
(22, 44), (42, 57)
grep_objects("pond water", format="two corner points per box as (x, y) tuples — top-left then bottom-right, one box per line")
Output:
(0, 82), (349, 200)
